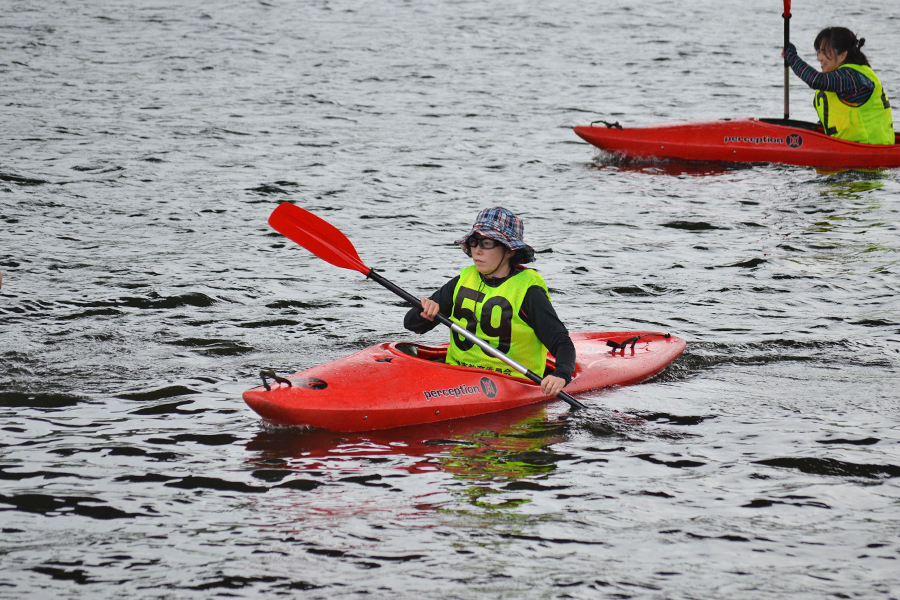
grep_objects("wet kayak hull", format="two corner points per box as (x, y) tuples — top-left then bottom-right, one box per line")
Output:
(243, 331), (686, 432)
(574, 118), (900, 168)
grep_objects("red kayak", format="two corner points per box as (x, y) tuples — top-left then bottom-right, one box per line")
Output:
(243, 331), (685, 432)
(574, 118), (900, 169)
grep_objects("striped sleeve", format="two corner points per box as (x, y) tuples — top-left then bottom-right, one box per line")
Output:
(785, 46), (875, 105)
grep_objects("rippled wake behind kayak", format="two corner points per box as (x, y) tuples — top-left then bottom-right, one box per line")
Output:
(1, 0), (899, 598)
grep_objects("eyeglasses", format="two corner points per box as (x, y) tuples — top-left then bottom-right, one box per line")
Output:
(465, 237), (502, 250)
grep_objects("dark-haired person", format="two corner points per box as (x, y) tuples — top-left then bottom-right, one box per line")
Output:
(783, 27), (894, 145)
(403, 207), (575, 397)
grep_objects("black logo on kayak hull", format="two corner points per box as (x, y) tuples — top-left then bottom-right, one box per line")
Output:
(480, 377), (498, 399)
(786, 134), (803, 148)
(422, 383), (483, 400)
(296, 377), (327, 390)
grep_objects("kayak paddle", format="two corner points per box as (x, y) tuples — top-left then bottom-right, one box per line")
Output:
(267, 202), (587, 411)
(783, 0), (791, 119)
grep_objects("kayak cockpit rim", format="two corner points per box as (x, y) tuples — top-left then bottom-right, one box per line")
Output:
(756, 117), (823, 132)
(387, 341), (562, 381)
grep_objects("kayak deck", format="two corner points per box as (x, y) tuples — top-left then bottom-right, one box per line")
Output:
(243, 331), (686, 432)
(574, 117), (900, 168)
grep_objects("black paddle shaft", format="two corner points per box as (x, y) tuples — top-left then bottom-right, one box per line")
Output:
(783, 10), (791, 119)
(366, 269), (586, 410)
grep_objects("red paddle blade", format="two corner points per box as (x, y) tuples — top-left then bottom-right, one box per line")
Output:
(268, 203), (370, 275)
(783, 0), (791, 17)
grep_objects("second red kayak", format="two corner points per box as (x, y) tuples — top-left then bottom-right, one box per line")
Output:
(574, 117), (900, 169)
(243, 331), (686, 432)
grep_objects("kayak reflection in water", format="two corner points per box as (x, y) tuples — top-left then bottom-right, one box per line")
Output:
(783, 27), (895, 145)
(403, 207), (575, 398)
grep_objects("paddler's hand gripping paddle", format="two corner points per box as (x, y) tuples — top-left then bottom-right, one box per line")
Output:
(267, 202), (586, 411)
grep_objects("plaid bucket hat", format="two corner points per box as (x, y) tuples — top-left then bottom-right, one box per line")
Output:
(454, 207), (535, 264)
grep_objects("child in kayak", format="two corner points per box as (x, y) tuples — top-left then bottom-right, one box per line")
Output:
(783, 27), (894, 145)
(404, 207), (575, 397)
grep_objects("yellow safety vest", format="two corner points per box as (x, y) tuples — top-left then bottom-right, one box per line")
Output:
(445, 266), (549, 378)
(814, 63), (895, 145)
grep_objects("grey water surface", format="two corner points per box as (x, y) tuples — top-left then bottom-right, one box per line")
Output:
(2, 0), (899, 598)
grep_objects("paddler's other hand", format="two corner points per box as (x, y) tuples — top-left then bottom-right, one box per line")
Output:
(419, 298), (439, 321)
(541, 374), (566, 396)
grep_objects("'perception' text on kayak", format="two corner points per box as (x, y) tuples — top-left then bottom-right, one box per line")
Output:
(723, 136), (785, 144)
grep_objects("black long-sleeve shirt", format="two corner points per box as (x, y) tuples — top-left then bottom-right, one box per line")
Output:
(403, 268), (576, 384)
